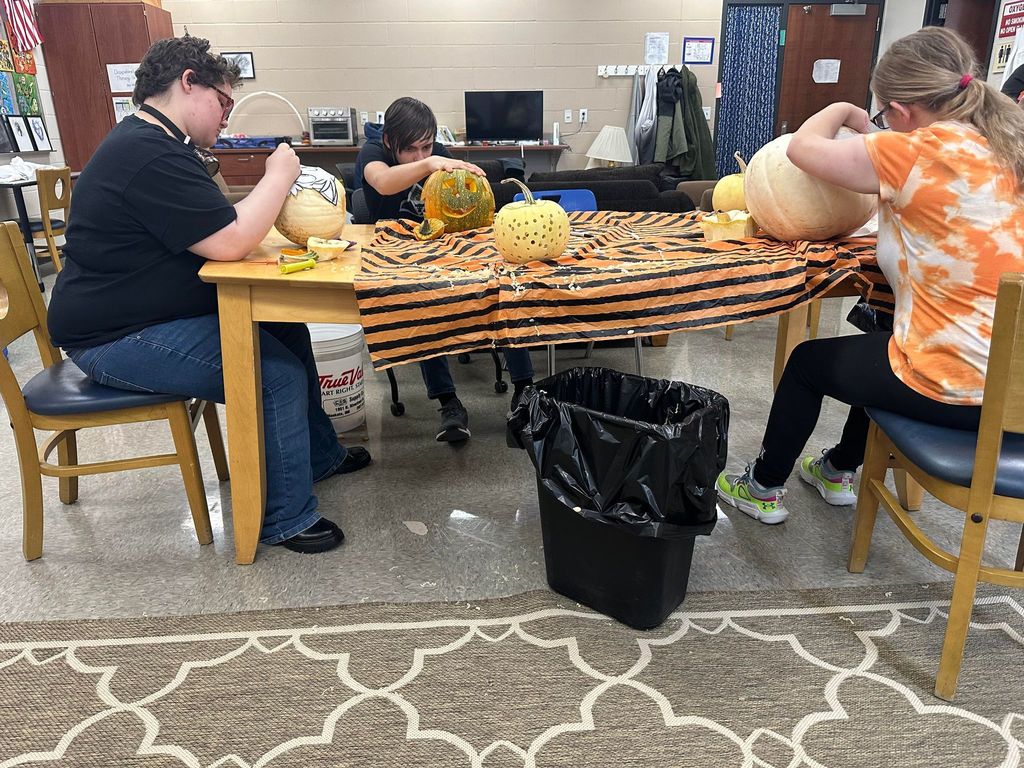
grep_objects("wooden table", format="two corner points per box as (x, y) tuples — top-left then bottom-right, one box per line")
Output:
(201, 226), (865, 564)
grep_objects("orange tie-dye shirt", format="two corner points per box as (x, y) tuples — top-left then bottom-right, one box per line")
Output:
(863, 121), (1024, 405)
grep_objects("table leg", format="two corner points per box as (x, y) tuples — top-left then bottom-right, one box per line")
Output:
(774, 302), (810, 390)
(12, 187), (42, 290)
(217, 284), (266, 564)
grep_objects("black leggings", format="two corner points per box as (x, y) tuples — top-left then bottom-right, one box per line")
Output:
(752, 332), (982, 488)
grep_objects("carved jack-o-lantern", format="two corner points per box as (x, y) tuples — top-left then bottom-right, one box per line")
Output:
(275, 165), (346, 245)
(422, 169), (495, 233)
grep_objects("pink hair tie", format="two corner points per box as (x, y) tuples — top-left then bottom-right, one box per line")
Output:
(958, 74), (973, 89)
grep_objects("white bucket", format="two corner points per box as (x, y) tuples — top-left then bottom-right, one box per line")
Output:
(308, 323), (366, 435)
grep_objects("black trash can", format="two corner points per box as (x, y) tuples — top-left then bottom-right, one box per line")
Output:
(509, 367), (729, 630)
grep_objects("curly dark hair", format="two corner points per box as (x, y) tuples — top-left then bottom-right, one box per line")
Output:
(132, 35), (242, 106)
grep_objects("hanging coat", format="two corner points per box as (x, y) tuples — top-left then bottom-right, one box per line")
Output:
(634, 66), (659, 166)
(679, 66), (716, 180)
(654, 68), (687, 168)
(625, 70), (645, 165)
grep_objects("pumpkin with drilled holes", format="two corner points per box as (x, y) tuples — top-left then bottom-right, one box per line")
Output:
(712, 151), (747, 212)
(275, 165), (346, 245)
(493, 178), (570, 264)
(743, 128), (875, 242)
(422, 169), (495, 233)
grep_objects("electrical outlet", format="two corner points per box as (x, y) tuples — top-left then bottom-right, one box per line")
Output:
(360, 111), (369, 125)
(564, 109), (573, 123)
(376, 111), (385, 123)
(579, 108), (588, 124)
(702, 106), (711, 121)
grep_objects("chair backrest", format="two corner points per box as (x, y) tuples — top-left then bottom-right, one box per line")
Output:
(972, 272), (1024, 495)
(350, 187), (372, 224)
(0, 221), (61, 416)
(36, 166), (72, 221)
(512, 188), (598, 212)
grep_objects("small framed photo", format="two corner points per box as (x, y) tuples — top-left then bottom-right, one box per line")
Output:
(221, 51), (255, 80)
(6, 114), (33, 151)
(26, 115), (51, 151)
(0, 118), (14, 153)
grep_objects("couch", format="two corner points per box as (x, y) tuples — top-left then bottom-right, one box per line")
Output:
(489, 163), (695, 213)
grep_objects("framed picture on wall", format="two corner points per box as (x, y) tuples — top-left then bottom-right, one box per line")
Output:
(221, 51), (255, 79)
(26, 115), (51, 151)
(0, 117), (14, 153)
(6, 114), (33, 151)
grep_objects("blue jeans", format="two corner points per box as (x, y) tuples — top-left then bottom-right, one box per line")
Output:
(419, 348), (534, 399)
(65, 315), (347, 544)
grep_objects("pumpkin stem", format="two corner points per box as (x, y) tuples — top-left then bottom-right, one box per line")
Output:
(733, 151), (747, 174)
(500, 177), (535, 205)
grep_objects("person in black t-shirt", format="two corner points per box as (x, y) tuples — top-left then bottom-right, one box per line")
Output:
(47, 36), (369, 555)
(354, 97), (535, 443)
(1001, 63), (1024, 103)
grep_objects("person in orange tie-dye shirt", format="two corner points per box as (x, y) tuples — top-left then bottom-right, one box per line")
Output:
(718, 27), (1024, 525)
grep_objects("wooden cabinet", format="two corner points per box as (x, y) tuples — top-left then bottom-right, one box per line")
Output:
(215, 151), (269, 186)
(37, 1), (173, 171)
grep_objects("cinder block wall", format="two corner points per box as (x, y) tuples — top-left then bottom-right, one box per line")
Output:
(163, 0), (723, 169)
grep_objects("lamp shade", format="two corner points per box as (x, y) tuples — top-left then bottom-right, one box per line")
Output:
(585, 125), (633, 165)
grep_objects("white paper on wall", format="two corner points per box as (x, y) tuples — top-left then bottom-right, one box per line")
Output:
(106, 63), (139, 93)
(812, 59), (841, 84)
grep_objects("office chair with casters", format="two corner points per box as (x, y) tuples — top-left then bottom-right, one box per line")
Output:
(0, 221), (228, 560)
(848, 272), (1024, 701)
(511, 188), (598, 212)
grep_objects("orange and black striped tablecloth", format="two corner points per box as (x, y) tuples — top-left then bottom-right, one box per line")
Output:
(354, 211), (889, 370)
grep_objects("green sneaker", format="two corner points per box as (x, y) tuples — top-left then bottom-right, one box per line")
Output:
(799, 452), (857, 505)
(716, 466), (788, 525)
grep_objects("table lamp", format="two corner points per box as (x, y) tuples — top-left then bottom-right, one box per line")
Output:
(585, 126), (633, 169)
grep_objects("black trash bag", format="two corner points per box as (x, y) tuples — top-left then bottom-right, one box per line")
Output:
(508, 367), (729, 538)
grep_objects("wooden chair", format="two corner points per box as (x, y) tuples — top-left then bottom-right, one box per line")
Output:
(848, 272), (1024, 700)
(33, 166), (71, 274)
(0, 221), (229, 560)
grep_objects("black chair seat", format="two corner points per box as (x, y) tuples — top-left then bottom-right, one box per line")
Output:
(29, 218), (65, 233)
(867, 408), (1024, 499)
(23, 359), (184, 416)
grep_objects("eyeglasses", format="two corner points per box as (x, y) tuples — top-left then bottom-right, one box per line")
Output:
(203, 82), (234, 120)
(870, 104), (890, 131)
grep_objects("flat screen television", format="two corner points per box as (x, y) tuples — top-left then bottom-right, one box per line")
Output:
(464, 90), (543, 143)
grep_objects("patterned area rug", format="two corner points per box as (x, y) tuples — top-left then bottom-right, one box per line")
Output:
(1, 584), (1021, 767)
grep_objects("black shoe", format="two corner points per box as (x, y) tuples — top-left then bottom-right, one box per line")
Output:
(506, 387), (530, 448)
(334, 446), (371, 475)
(275, 518), (344, 554)
(436, 398), (471, 442)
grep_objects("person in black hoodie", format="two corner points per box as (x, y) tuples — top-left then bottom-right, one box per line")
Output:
(355, 97), (535, 443)
(1001, 62), (1024, 103)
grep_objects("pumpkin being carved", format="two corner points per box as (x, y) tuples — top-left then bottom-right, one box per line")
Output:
(275, 165), (346, 245)
(422, 169), (495, 233)
(493, 179), (570, 264)
(743, 129), (876, 242)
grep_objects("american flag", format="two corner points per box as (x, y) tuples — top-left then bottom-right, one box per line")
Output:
(2, 0), (42, 54)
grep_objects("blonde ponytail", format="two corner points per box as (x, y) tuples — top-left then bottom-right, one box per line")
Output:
(872, 27), (1024, 194)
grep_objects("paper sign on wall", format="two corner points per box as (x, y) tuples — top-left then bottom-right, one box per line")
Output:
(106, 63), (139, 93)
(812, 59), (841, 84)
(644, 32), (669, 65)
(682, 37), (716, 65)
(112, 96), (134, 123)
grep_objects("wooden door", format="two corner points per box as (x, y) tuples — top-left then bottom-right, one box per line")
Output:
(944, 0), (1000, 66)
(776, 4), (881, 135)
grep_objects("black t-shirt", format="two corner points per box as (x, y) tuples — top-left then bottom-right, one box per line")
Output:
(48, 115), (237, 348)
(354, 139), (451, 222)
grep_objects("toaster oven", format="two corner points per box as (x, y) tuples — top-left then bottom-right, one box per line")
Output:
(308, 107), (359, 146)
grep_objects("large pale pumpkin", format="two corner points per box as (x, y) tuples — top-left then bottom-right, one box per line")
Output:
(493, 179), (570, 264)
(712, 151), (747, 211)
(275, 165), (346, 245)
(422, 169), (495, 233)
(744, 129), (876, 242)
